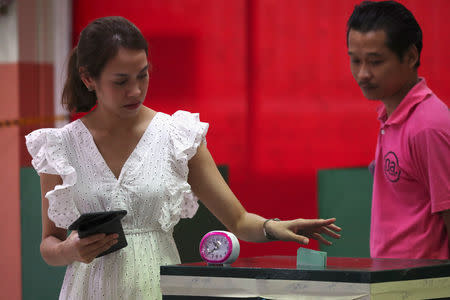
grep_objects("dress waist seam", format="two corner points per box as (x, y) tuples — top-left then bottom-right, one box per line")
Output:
(124, 228), (166, 235)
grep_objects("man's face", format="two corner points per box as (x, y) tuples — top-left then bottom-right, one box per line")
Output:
(348, 29), (413, 102)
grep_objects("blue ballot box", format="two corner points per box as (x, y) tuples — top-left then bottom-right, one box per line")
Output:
(160, 256), (450, 299)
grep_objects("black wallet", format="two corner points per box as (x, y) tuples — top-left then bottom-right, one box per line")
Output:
(68, 210), (128, 258)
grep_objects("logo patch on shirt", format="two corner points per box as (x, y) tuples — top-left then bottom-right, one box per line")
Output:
(384, 151), (401, 182)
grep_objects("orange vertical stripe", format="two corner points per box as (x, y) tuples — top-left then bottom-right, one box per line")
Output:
(0, 63), (22, 300)
(19, 62), (54, 167)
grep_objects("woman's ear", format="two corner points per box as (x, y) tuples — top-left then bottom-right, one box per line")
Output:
(79, 67), (96, 91)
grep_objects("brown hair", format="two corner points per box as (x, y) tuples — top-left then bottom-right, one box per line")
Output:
(62, 16), (149, 112)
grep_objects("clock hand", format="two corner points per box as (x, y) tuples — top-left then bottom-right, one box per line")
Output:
(207, 240), (224, 254)
(206, 242), (219, 254)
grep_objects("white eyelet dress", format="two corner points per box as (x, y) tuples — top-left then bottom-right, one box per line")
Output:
(25, 111), (208, 300)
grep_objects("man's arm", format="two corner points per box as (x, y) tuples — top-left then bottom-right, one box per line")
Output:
(411, 129), (450, 253)
(441, 210), (450, 251)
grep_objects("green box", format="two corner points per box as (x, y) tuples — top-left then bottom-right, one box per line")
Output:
(318, 168), (372, 258)
(297, 247), (327, 269)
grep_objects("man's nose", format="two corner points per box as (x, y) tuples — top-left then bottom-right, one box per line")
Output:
(358, 63), (372, 81)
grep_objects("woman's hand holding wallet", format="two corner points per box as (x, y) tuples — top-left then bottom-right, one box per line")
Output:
(64, 210), (128, 263)
(62, 231), (119, 264)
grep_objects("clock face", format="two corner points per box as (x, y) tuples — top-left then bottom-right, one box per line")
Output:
(199, 231), (233, 264)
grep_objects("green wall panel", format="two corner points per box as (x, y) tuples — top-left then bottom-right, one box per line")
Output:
(318, 168), (373, 258)
(173, 165), (229, 263)
(20, 168), (65, 300)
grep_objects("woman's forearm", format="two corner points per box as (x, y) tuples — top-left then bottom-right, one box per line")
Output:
(227, 212), (269, 242)
(40, 235), (73, 266)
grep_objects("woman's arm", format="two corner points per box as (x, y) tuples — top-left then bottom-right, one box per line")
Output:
(187, 143), (341, 245)
(39, 173), (118, 266)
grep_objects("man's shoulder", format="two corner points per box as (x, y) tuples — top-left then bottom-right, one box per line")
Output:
(409, 93), (449, 131)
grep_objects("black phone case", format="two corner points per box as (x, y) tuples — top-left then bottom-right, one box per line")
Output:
(69, 210), (128, 258)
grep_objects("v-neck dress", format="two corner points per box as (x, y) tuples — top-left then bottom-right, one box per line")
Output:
(25, 110), (208, 299)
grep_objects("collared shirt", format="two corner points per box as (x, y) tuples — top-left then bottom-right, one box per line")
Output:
(371, 78), (450, 259)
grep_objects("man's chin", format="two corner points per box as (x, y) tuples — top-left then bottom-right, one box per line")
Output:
(361, 90), (380, 101)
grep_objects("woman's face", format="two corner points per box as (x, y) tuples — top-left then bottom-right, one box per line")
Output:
(93, 47), (149, 118)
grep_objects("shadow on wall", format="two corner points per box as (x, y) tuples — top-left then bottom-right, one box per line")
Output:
(145, 35), (197, 110)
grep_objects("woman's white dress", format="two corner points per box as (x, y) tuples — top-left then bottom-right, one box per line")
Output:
(25, 111), (208, 299)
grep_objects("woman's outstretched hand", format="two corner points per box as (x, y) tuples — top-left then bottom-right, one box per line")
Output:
(265, 218), (341, 245)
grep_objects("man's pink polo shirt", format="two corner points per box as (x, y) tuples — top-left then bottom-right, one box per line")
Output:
(371, 78), (450, 259)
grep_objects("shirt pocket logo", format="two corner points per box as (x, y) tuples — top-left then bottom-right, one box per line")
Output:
(384, 151), (401, 182)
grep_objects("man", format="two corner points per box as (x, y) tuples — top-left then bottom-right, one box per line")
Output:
(347, 1), (450, 259)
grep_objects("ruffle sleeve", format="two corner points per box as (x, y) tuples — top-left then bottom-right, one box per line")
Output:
(159, 110), (209, 232)
(25, 129), (80, 229)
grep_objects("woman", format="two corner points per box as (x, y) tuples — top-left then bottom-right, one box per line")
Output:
(26, 16), (341, 299)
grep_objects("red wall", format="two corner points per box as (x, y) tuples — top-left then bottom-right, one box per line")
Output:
(73, 0), (450, 257)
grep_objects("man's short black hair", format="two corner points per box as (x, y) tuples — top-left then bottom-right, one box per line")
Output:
(346, 0), (422, 68)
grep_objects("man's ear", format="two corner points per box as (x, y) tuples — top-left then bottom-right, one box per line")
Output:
(79, 67), (96, 91)
(406, 45), (419, 69)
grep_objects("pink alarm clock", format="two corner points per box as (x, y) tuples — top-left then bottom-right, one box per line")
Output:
(199, 231), (240, 265)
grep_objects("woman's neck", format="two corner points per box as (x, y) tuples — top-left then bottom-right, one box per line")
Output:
(82, 105), (150, 134)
